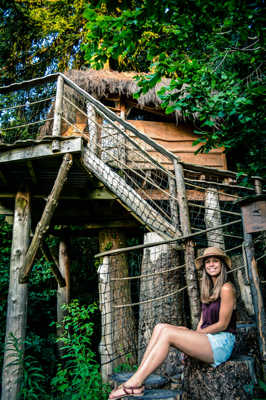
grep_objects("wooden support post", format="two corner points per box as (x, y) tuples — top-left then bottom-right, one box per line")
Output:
(168, 176), (179, 232)
(174, 160), (200, 329)
(243, 232), (266, 362)
(204, 187), (225, 249)
(40, 240), (66, 287)
(98, 256), (113, 382)
(19, 153), (73, 283)
(99, 229), (137, 368)
(138, 232), (184, 376)
(1, 188), (31, 400)
(87, 103), (100, 155)
(52, 75), (64, 138)
(57, 238), (70, 356)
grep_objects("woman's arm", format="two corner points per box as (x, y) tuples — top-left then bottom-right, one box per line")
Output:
(197, 282), (235, 334)
(196, 312), (203, 332)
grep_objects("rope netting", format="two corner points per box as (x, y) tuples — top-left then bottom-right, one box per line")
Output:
(96, 179), (265, 372)
(61, 82), (181, 238)
(0, 81), (56, 144)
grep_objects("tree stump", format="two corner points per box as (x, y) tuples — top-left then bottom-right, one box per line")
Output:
(183, 355), (256, 400)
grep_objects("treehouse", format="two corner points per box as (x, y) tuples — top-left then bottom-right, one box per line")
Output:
(40, 69), (227, 171)
(0, 72), (265, 399)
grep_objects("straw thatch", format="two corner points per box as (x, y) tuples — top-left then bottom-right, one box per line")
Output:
(38, 69), (191, 137)
(64, 69), (170, 109)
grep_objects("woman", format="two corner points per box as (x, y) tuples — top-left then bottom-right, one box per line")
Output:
(108, 247), (236, 399)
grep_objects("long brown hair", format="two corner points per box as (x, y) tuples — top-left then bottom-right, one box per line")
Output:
(200, 259), (228, 304)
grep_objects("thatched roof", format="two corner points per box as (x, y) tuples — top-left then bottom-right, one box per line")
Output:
(65, 69), (171, 110)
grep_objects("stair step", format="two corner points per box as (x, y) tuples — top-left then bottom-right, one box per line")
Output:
(110, 372), (168, 389)
(125, 389), (183, 399)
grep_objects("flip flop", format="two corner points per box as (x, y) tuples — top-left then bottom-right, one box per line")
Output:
(108, 384), (144, 399)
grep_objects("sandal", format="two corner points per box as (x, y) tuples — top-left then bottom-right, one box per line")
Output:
(108, 384), (144, 399)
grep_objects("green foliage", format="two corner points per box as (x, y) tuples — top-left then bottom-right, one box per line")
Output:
(0, 217), (12, 368)
(0, 0), (88, 84)
(83, 0), (266, 179)
(51, 300), (109, 399)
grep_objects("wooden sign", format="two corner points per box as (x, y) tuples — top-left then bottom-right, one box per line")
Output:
(238, 195), (266, 234)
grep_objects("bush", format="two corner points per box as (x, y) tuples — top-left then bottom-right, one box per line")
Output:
(51, 300), (109, 400)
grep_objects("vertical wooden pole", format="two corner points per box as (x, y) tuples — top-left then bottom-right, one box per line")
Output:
(204, 187), (225, 249)
(1, 188), (31, 400)
(87, 103), (98, 154)
(52, 75), (64, 137)
(174, 160), (200, 329)
(57, 237), (70, 356)
(168, 176), (179, 231)
(99, 229), (137, 368)
(98, 256), (113, 382)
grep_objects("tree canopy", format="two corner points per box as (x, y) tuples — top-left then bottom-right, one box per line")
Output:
(0, 0), (265, 179)
(82, 0), (265, 179)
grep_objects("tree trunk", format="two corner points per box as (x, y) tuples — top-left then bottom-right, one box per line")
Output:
(138, 232), (184, 376)
(1, 188), (31, 400)
(98, 256), (113, 382)
(204, 187), (225, 249)
(57, 238), (70, 357)
(99, 229), (137, 368)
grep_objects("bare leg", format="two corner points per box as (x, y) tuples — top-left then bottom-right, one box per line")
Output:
(139, 324), (188, 369)
(109, 324), (213, 399)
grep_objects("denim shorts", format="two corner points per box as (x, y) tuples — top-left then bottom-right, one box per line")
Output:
(207, 332), (235, 367)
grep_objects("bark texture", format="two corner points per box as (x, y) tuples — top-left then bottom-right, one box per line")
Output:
(99, 228), (137, 368)
(1, 189), (31, 400)
(138, 232), (184, 377)
(57, 238), (71, 357)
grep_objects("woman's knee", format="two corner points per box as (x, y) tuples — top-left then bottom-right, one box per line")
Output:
(154, 323), (166, 334)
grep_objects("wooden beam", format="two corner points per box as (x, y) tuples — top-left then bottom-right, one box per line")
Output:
(1, 187), (31, 400)
(19, 153), (73, 283)
(174, 160), (200, 329)
(0, 137), (82, 164)
(40, 241), (66, 287)
(52, 75), (64, 137)
(0, 202), (13, 215)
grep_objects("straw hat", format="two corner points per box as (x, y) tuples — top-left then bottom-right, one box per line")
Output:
(195, 247), (232, 270)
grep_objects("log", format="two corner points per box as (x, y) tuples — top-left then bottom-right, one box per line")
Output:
(57, 238), (70, 357)
(87, 103), (98, 154)
(204, 187), (225, 249)
(1, 188), (31, 400)
(168, 176), (179, 231)
(98, 256), (113, 382)
(138, 232), (184, 377)
(52, 75), (64, 137)
(183, 355), (256, 399)
(174, 160), (200, 329)
(99, 228), (137, 368)
(19, 153), (73, 283)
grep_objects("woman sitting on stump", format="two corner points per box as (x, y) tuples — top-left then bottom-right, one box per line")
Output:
(108, 247), (236, 399)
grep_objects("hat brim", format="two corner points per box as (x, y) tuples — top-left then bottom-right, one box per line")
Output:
(195, 253), (232, 270)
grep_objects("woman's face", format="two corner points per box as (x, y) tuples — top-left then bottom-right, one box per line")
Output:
(204, 256), (222, 277)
